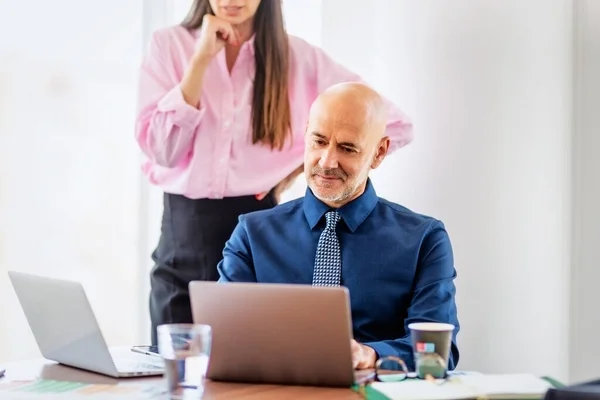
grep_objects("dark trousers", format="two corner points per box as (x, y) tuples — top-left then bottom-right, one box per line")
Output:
(149, 192), (277, 344)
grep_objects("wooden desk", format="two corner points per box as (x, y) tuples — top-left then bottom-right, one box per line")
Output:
(1, 359), (363, 399)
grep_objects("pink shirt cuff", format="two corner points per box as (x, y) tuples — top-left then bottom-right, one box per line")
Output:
(157, 85), (205, 130)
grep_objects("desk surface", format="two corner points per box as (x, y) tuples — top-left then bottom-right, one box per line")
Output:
(1, 359), (363, 399)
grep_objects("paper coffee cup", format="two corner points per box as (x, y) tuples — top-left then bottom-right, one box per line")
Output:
(408, 322), (455, 379)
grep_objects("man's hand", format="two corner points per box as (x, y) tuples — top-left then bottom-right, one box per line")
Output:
(351, 339), (377, 369)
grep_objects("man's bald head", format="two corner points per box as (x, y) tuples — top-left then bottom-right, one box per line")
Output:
(304, 82), (390, 208)
(308, 82), (388, 143)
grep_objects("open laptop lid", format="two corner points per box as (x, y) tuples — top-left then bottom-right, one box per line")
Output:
(189, 281), (356, 387)
(8, 271), (118, 376)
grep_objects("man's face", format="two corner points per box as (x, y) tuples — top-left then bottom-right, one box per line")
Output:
(304, 100), (388, 207)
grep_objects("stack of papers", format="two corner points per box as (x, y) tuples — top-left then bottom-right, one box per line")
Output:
(0, 379), (167, 399)
(368, 373), (554, 400)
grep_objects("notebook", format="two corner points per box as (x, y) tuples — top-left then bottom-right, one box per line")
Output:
(361, 373), (555, 400)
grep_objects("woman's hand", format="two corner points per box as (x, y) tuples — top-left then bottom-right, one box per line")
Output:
(256, 165), (304, 204)
(181, 15), (239, 108)
(193, 14), (240, 65)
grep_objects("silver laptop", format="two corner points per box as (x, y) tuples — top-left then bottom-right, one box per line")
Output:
(189, 281), (360, 387)
(8, 271), (164, 378)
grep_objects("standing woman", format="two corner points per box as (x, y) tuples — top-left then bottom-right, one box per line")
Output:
(135, 0), (413, 344)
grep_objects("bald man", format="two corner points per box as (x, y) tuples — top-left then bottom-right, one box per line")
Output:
(217, 83), (460, 371)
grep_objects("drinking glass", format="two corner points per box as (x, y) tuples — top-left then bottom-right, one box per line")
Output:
(157, 324), (212, 399)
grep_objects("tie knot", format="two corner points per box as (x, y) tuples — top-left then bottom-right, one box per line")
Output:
(325, 211), (341, 230)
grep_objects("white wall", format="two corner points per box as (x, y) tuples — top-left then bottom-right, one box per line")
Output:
(570, 0), (600, 384)
(321, 0), (573, 382)
(0, 0), (143, 360)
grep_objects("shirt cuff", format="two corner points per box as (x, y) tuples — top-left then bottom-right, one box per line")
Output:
(364, 341), (416, 371)
(157, 84), (205, 130)
(363, 341), (398, 360)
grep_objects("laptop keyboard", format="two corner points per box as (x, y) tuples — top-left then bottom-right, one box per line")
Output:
(109, 348), (163, 372)
(135, 362), (162, 370)
(116, 359), (163, 372)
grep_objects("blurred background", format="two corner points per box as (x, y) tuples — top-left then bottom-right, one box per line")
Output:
(0, 0), (598, 385)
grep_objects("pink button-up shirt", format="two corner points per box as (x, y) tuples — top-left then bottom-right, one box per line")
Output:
(135, 25), (413, 199)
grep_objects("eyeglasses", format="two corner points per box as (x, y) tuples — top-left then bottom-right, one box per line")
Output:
(374, 356), (412, 382)
(377, 354), (450, 382)
(357, 354), (454, 395)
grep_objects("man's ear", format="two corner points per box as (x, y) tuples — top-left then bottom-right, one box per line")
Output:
(370, 137), (390, 169)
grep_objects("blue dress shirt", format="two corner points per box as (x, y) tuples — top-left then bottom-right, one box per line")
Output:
(217, 179), (460, 370)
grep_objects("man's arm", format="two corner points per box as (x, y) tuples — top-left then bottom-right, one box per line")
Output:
(362, 221), (460, 371)
(217, 216), (258, 283)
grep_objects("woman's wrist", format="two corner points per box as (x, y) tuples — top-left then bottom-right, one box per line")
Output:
(180, 56), (209, 107)
(190, 52), (211, 70)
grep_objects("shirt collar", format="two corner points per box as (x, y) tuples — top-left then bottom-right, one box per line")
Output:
(303, 179), (379, 233)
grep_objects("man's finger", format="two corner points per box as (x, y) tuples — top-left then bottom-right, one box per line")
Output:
(350, 339), (359, 369)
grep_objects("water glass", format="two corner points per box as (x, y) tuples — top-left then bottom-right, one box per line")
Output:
(157, 324), (212, 399)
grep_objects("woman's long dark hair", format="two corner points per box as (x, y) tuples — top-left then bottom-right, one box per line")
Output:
(182, 0), (291, 150)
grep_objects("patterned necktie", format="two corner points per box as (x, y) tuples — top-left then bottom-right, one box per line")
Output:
(312, 210), (342, 286)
